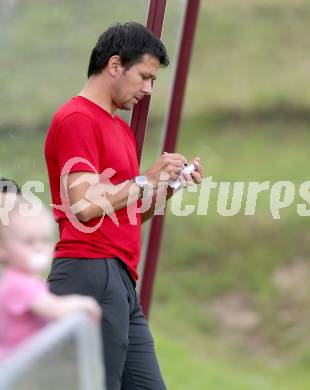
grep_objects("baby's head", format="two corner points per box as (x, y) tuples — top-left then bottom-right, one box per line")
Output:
(0, 177), (21, 195)
(0, 193), (54, 274)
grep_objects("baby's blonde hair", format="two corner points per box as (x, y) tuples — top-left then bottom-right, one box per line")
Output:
(0, 192), (24, 232)
(0, 193), (53, 236)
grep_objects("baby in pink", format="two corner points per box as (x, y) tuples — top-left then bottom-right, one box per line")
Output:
(0, 268), (48, 358)
(0, 192), (101, 359)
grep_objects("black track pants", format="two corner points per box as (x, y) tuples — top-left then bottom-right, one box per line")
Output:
(47, 257), (167, 390)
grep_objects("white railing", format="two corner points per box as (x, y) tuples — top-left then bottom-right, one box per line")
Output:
(0, 313), (105, 390)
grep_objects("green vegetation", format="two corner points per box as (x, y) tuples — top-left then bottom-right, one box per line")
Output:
(1, 0), (310, 388)
(154, 330), (310, 390)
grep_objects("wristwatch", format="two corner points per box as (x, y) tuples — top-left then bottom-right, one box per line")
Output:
(134, 175), (150, 198)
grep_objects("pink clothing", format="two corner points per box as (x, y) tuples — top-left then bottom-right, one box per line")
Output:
(0, 268), (49, 359)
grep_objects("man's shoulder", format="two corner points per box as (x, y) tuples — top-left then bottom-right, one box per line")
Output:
(53, 96), (93, 123)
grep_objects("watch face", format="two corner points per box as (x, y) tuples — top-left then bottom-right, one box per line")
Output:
(136, 176), (148, 186)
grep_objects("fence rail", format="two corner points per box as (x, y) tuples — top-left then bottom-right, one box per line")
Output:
(0, 313), (104, 390)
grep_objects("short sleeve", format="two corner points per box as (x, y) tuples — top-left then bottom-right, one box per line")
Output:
(56, 112), (101, 175)
(4, 276), (48, 316)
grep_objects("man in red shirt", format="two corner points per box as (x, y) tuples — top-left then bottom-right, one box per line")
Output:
(45, 22), (203, 390)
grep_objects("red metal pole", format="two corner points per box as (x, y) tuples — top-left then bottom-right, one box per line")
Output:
(140, 0), (201, 318)
(130, 0), (167, 163)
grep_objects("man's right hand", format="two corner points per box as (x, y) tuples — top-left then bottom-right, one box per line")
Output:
(143, 153), (187, 189)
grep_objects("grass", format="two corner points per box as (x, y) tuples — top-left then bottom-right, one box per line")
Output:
(154, 330), (310, 390)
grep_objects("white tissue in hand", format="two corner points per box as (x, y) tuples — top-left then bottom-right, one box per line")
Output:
(169, 163), (195, 189)
(28, 253), (51, 272)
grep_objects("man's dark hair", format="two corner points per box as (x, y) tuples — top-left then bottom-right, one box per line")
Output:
(0, 177), (21, 194)
(87, 22), (169, 78)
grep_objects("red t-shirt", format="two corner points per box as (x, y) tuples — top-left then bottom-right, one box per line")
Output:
(45, 96), (141, 281)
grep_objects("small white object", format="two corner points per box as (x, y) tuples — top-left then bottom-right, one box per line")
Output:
(28, 252), (51, 272)
(169, 163), (196, 189)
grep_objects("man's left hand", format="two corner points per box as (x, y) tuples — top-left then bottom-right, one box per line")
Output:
(179, 156), (203, 187)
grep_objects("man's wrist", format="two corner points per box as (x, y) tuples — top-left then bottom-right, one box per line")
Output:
(128, 179), (142, 199)
(134, 175), (150, 198)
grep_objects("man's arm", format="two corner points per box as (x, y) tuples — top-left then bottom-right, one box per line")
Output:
(65, 173), (139, 222)
(64, 153), (187, 223)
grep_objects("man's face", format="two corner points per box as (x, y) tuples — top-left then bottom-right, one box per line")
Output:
(112, 54), (160, 111)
